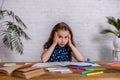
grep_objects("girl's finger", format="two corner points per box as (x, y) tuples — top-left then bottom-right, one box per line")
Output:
(54, 32), (58, 43)
(55, 32), (58, 39)
(69, 34), (71, 39)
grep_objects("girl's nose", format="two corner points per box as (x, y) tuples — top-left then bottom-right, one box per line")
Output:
(61, 39), (65, 42)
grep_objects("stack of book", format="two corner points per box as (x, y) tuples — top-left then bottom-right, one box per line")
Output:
(0, 63), (45, 79)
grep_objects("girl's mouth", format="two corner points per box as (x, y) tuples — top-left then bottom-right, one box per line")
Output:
(60, 44), (65, 46)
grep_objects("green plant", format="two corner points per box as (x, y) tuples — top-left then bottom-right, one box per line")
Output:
(101, 17), (120, 38)
(0, 6), (30, 54)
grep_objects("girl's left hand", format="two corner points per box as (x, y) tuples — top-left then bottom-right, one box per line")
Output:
(68, 34), (72, 46)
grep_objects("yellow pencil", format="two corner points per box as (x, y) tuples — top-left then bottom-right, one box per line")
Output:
(86, 71), (104, 76)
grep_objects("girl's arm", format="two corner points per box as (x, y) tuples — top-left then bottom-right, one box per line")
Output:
(41, 32), (58, 62)
(41, 43), (56, 62)
(68, 35), (83, 62)
(69, 44), (83, 62)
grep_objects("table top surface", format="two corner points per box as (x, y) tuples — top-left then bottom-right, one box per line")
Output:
(0, 62), (120, 80)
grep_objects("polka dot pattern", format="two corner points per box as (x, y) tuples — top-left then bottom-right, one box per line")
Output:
(44, 42), (71, 62)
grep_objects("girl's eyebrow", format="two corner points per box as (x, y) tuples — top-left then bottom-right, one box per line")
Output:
(64, 35), (69, 38)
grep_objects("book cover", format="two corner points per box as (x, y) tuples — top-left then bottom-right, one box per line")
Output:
(12, 67), (45, 79)
(0, 63), (45, 79)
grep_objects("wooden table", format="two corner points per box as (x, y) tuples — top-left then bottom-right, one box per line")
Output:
(0, 62), (120, 80)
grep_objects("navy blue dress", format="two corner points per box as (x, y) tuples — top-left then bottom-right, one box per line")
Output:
(44, 42), (72, 62)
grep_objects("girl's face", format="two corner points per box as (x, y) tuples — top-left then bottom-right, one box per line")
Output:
(57, 30), (69, 47)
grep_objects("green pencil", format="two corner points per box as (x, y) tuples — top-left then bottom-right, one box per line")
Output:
(85, 67), (106, 70)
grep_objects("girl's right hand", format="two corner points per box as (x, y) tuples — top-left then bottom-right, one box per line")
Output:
(53, 32), (58, 45)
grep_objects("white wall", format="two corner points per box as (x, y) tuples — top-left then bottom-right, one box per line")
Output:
(0, 0), (120, 62)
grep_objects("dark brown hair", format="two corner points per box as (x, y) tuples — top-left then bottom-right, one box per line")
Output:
(46, 22), (75, 46)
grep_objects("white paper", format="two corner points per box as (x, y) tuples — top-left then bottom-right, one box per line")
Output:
(46, 67), (72, 73)
(61, 62), (100, 66)
(32, 62), (100, 67)
(33, 62), (62, 67)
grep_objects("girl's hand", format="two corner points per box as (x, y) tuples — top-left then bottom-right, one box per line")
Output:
(68, 34), (72, 46)
(53, 32), (58, 45)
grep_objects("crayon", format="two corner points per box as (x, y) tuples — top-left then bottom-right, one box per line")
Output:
(69, 65), (76, 69)
(78, 68), (86, 70)
(61, 66), (68, 68)
(86, 71), (104, 76)
(76, 65), (92, 68)
(4, 63), (16, 67)
(85, 67), (106, 70)
(86, 62), (95, 64)
(69, 66), (85, 70)
(81, 70), (95, 75)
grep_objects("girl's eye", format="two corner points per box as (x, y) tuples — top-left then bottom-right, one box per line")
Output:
(59, 36), (62, 38)
(65, 36), (68, 38)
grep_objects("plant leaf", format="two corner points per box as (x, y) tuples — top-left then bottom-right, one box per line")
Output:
(2, 31), (13, 50)
(107, 17), (120, 30)
(15, 15), (27, 28)
(101, 29), (116, 35)
(0, 9), (30, 54)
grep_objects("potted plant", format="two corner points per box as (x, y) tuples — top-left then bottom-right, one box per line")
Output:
(101, 16), (120, 61)
(101, 17), (120, 37)
(0, 1), (30, 54)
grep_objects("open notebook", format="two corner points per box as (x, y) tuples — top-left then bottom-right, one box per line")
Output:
(32, 62), (100, 67)
(0, 63), (45, 79)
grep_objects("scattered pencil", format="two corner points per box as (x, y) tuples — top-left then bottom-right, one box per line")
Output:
(86, 71), (104, 76)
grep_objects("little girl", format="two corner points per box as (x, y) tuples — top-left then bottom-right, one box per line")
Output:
(41, 22), (83, 62)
